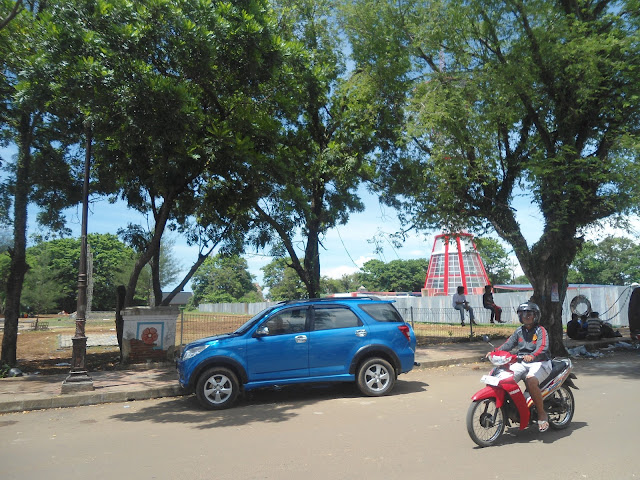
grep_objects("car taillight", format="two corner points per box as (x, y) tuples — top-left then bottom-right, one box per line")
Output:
(398, 324), (411, 341)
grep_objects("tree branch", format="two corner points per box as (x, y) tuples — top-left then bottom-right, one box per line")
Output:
(0, 0), (23, 30)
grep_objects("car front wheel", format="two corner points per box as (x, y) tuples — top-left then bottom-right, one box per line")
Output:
(356, 357), (396, 396)
(195, 367), (239, 410)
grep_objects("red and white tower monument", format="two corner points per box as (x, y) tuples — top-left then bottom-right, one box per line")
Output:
(423, 233), (490, 296)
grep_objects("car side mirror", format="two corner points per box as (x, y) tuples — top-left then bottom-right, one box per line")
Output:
(256, 326), (269, 336)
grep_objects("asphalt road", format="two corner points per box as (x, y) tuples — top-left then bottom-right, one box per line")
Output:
(1, 350), (638, 480)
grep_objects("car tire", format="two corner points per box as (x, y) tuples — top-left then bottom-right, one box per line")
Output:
(356, 357), (396, 396)
(195, 367), (240, 410)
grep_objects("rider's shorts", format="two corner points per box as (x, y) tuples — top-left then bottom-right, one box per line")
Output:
(510, 360), (552, 384)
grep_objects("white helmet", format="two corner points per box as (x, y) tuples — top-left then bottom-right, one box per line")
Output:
(517, 301), (541, 325)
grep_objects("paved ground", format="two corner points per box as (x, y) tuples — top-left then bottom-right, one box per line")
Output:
(0, 335), (635, 414)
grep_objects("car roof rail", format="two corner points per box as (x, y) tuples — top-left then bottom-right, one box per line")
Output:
(277, 296), (382, 306)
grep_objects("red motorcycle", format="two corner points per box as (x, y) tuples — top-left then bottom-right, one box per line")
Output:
(466, 339), (578, 447)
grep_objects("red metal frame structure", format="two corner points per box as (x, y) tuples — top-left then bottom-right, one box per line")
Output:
(423, 233), (490, 296)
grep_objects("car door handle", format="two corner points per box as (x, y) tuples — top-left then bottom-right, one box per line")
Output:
(355, 329), (367, 337)
(294, 335), (308, 343)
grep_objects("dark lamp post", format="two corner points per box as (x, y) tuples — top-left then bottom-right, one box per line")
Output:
(61, 123), (94, 393)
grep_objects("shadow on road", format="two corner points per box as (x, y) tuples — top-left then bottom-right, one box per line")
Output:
(472, 421), (588, 449)
(109, 378), (429, 428)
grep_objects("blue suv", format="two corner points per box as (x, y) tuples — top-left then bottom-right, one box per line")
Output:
(177, 297), (417, 409)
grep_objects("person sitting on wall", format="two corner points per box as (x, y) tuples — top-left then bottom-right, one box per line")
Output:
(482, 285), (505, 323)
(586, 311), (603, 340)
(452, 286), (477, 327)
(566, 313), (587, 340)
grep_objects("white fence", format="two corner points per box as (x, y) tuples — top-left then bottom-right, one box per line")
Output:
(199, 285), (632, 327)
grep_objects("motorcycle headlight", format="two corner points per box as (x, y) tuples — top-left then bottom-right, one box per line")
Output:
(489, 354), (512, 366)
(182, 344), (209, 361)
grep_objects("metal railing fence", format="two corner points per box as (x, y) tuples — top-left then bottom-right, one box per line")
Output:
(396, 306), (516, 345)
(177, 311), (252, 346)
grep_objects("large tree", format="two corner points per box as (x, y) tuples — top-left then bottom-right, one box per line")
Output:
(22, 234), (148, 312)
(84, 0), (286, 307)
(341, 0), (640, 354)
(0, 0), (83, 365)
(191, 254), (262, 305)
(261, 256), (308, 301)
(568, 236), (640, 285)
(474, 237), (513, 285)
(245, 0), (404, 299)
(359, 258), (429, 293)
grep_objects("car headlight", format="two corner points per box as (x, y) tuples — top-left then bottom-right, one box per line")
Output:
(182, 344), (209, 361)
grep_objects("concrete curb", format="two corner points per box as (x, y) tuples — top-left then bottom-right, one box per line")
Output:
(415, 355), (486, 369)
(0, 385), (185, 414)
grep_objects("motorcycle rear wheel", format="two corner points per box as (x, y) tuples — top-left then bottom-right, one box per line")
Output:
(547, 385), (575, 430)
(467, 398), (505, 447)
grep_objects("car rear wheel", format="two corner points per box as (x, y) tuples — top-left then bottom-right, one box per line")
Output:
(356, 357), (396, 396)
(195, 367), (239, 410)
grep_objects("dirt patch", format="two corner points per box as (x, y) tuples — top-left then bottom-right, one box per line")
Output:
(1, 319), (122, 376)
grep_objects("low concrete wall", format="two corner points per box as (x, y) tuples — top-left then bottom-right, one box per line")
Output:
(121, 306), (179, 363)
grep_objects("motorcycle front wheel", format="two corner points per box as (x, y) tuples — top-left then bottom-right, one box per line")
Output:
(546, 385), (575, 430)
(466, 398), (505, 447)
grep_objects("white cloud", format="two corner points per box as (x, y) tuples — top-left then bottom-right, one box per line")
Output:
(322, 265), (361, 279)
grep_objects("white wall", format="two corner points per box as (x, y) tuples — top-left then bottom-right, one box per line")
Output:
(199, 285), (632, 326)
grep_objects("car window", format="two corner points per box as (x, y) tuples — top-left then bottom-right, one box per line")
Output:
(313, 306), (362, 331)
(263, 307), (307, 335)
(359, 303), (404, 323)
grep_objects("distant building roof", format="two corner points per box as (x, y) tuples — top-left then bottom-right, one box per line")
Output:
(161, 291), (193, 305)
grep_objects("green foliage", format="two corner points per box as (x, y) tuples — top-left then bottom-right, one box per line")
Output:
(261, 257), (308, 301)
(340, 0), (640, 353)
(359, 258), (429, 292)
(21, 248), (69, 314)
(21, 233), (143, 312)
(512, 275), (530, 285)
(245, 0), (399, 298)
(191, 254), (261, 305)
(474, 237), (513, 285)
(568, 236), (640, 285)
(321, 273), (362, 295)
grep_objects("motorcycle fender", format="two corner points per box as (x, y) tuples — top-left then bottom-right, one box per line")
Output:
(563, 377), (579, 390)
(471, 386), (506, 408)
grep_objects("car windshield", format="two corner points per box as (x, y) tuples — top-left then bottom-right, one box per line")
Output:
(233, 307), (274, 335)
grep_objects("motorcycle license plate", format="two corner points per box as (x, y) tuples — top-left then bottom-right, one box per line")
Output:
(481, 375), (501, 386)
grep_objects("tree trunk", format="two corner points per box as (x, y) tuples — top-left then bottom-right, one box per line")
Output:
(303, 227), (321, 299)
(124, 195), (174, 307)
(151, 248), (162, 306)
(1, 113), (32, 365)
(519, 233), (579, 357)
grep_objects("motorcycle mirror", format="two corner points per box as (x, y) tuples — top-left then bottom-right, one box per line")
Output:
(482, 335), (496, 349)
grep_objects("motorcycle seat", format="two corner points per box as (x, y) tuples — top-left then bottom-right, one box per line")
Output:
(540, 358), (569, 389)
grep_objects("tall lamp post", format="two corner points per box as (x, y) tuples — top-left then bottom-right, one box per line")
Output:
(61, 123), (94, 393)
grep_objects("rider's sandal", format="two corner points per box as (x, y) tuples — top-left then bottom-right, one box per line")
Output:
(538, 419), (549, 433)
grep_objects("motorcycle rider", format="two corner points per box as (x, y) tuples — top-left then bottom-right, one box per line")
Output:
(491, 301), (551, 432)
